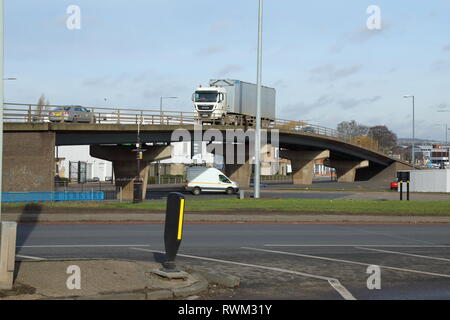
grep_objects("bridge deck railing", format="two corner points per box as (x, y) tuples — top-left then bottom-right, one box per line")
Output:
(3, 102), (383, 155)
(3, 103), (198, 126)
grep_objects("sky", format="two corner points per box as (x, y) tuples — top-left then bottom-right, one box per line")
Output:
(5, 0), (450, 141)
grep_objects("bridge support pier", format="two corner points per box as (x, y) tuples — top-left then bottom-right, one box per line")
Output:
(224, 149), (252, 189)
(224, 162), (251, 189)
(213, 144), (252, 188)
(3, 132), (55, 192)
(90, 145), (172, 201)
(330, 160), (369, 183)
(280, 150), (330, 185)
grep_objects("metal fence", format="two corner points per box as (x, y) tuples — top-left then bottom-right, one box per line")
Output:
(260, 175), (291, 182)
(4, 102), (384, 155)
(2, 191), (104, 202)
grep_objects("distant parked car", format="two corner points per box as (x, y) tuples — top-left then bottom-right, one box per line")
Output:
(301, 126), (316, 134)
(48, 106), (96, 123)
(390, 179), (399, 190)
(105, 176), (113, 182)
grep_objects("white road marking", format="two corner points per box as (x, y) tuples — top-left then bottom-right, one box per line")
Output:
(355, 247), (450, 262)
(17, 244), (151, 248)
(16, 254), (45, 261)
(264, 244), (450, 248)
(243, 247), (450, 279)
(337, 226), (436, 245)
(130, 247), (356, 300)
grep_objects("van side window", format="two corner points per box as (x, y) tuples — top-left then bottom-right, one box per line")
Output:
(219, 175), (231, 183)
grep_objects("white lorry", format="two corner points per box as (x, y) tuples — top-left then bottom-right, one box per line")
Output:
(192, 79), (276, 126)
(185, 166), (239, 195)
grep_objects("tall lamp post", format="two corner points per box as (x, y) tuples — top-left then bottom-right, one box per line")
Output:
(160, 96), (178, 121)
(132, 118), (146, 203)
(437, 109), (450, 146)
(254, 0), (263, 199)
(404, 95), (415, 169)
(0, 0), (3, 221)
(432, 123), (449, 168)
(158, 97), (177, 184)
(434, 123), (449, 146)
(0, 0), (18, 291)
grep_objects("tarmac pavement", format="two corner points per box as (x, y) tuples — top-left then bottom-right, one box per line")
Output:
(9, 223), (450, 300)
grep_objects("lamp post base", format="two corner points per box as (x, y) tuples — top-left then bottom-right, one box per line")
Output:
(0, 222), (17, 290)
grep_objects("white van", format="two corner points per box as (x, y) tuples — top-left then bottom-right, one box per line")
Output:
(185, 167), (239, 195)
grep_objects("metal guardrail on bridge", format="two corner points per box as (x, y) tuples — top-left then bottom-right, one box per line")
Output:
(3, 102), (382, 154)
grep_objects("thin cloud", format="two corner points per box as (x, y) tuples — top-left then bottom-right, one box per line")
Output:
(435, 103), (450, 110)
(430, 60), (450, 71)
(337, 96), (381, 110)
(282, 94), (382, 117)
(331, 22), (391, 53)
(282, 95), (335, 116)
(216, 64), (244, 77)
(309, 64), (362, 82)
(443, 45), (450, 52)
(195, 45), (226, 56)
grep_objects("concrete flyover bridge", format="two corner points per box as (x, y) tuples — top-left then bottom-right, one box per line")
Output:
(3, 102), (411, 200)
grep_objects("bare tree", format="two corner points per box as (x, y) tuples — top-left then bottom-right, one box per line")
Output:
(33, 94), (51, 122)
(336, 120), (369, 139)
(368, 125), (398, 153)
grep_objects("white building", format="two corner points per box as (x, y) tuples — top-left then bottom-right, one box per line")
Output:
(161, 141), (216, 166)
(56, 146), (113, 181)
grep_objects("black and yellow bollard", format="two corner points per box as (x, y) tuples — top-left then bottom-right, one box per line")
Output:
(162, 192), (186, 272)
(399, 180), (403, 201)
(406, 181), (410, 201)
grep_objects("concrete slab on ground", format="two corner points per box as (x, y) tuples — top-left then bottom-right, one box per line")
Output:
(0, 259), (210, 300)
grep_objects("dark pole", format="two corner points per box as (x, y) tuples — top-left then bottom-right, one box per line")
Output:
(133, 121), (143, 203)
(406, 182), (410, 201)
(78, 161), (81, 184)
(399, 181), (403, 201)
(56, 146), (59, 178)
(412, 96), (415, 169)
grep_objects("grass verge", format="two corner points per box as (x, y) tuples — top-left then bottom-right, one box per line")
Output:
(3, 199), (450, 215)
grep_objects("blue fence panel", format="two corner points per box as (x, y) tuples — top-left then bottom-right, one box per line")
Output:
(2, 191), (104, 202)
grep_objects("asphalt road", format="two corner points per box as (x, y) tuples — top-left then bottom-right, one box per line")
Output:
(147, 190), (353, 201)
(15, 222), (450, 300)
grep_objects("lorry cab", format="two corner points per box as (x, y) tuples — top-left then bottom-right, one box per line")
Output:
(192, 86), (228, 122)
(185, 167), (239, 195)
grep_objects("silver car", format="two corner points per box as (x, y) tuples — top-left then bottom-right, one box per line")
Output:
(48, 106), (96, 123)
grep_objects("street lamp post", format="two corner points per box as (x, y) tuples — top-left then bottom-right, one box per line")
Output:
(132, 118), (146, 203)
(404, 95), (415, 169)
(0, 2), (5, 221)
(159, 97), (177, 184)
(254, 0), (263, 199)
(159, 96), (178, 122)
(0, 0), (18, 291)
